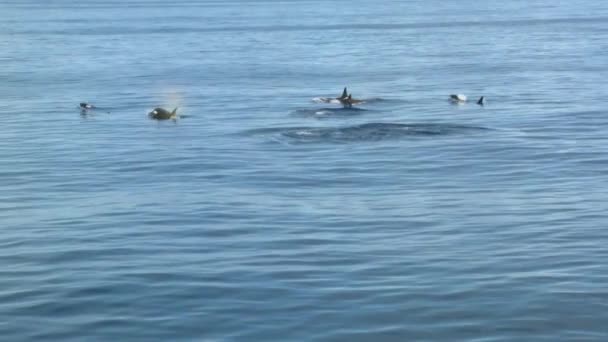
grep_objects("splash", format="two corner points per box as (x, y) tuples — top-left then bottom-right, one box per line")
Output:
(159, 87), (185, 113)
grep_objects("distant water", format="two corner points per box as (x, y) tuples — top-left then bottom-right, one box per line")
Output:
(2, 0), (608, 340)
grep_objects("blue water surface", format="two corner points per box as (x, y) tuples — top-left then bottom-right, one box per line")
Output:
(2, 0), (608, 340)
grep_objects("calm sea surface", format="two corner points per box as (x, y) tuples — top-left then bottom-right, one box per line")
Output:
(2, 0), (608, 340)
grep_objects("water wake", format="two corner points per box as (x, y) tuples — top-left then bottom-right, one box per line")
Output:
(245, 122), (491, 144)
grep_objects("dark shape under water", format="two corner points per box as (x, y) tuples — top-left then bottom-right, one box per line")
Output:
(245, 122), (491, 144)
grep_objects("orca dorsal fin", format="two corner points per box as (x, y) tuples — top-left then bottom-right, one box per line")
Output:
(171, 107), (178, 115)
(348, 94), (352, 100)
(341, 87), (348, 99)
(477, 96), (485, 105)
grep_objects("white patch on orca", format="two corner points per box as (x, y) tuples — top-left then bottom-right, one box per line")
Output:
(450, 94), (467, 103)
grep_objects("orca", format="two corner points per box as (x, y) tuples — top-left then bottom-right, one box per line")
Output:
(149, 107), (178, 120)
(449, 94), (486, 106)
(79, 102), (98, 115)
(79, 102), (95, 110)
(449, 94), (467, 103)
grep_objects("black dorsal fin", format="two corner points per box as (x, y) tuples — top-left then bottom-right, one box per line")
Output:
(477, 96), (485, 105)
(340, 87), (348, 99)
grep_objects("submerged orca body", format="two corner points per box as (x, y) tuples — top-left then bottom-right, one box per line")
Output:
(149, 107), (178, 120)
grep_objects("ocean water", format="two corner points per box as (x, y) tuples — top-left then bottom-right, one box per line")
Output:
(2, 0), (608, 340)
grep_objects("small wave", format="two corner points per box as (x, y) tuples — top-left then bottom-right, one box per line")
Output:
(291, 107), (367, 118)
(244, 122), (491, 144)
(78, 107), (112, 115)
(360, 97), (385, 103)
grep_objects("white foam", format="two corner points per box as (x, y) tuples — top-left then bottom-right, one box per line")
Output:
(312, 97), (340, 104)
(296, 130), (314, 136)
